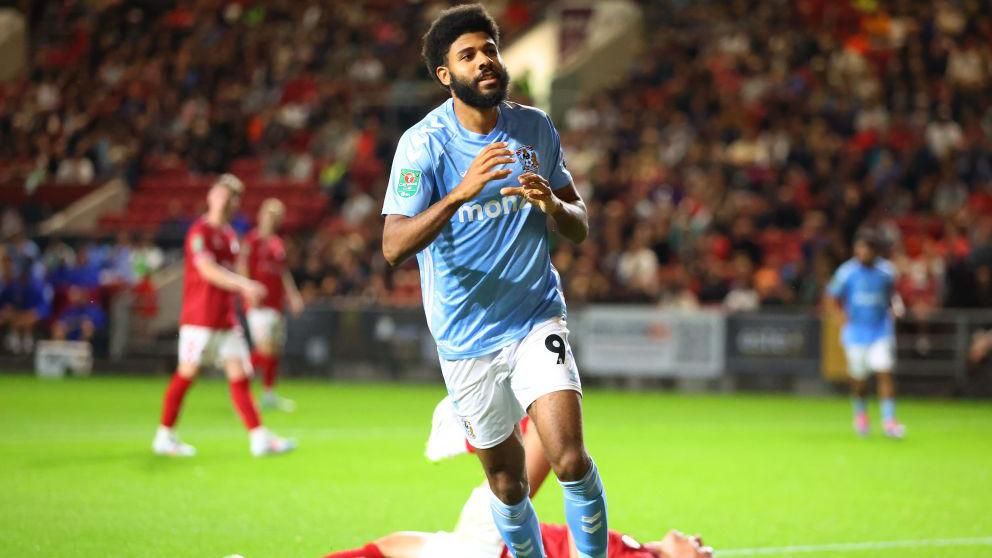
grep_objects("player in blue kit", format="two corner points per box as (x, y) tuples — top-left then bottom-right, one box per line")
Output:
(381, 4), (607, 557)
(827, 231), (907, 439)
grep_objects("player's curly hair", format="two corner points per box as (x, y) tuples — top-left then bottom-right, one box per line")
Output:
(855, 229), (881, 251)
(422, 3), (501, 88)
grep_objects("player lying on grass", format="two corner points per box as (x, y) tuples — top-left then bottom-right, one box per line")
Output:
(323, 400), (713, 558)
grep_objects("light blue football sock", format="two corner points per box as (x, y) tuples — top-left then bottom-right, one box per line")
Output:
(490, 492), (545, 558)
(852, 398), (867, 416)
(560, 458), (608, 558)
(881, 398), (896, 422)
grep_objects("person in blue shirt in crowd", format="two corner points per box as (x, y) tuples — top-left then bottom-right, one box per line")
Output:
(6, 230), (43, 280)
(107, 232), (137, 286)
(52, 286), (107, 343)
(0, 262), (53, 355)
(64, 245), (103, 291)
(827, 230), (907, 439)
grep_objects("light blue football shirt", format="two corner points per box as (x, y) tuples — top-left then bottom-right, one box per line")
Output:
(382, 99), (572, 359)
(827, 258), (896, 346)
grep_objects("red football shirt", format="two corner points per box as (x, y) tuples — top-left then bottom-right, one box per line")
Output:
(180, 217), (239, 329)
(500, 525), (654, 558)
(243, 229), (286, 310)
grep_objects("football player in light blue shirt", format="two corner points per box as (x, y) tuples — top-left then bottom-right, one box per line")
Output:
(827, 231), (906, 439)
(381, 5), (607, 557)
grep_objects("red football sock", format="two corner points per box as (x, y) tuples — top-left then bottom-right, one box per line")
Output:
(229, 377), (261, 429)
(323, 543), (384, 558)
(262, 354), (279, 390)
(160, 373), (193, 428)
(251, 351), (278, 390)
(250, 351), (264, 378)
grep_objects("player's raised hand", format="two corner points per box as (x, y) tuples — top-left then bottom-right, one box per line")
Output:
(500, 172), (562, 215)
(241, 280), (267, 306)
(450, 142), (515, 203)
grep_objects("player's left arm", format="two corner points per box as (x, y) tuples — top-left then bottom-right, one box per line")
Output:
(282, 271), (304, 316)
(885, 264), (905, 318)
(236, 240), (250, 278)
(501, 175), (588, 244)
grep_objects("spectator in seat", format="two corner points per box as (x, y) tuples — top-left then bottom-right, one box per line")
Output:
(106, 232), (136, 287)
(0, 265), (53, 355)
(6, 231), (41, 279)
(132, 231), (164, 278)
(724, 253), (760, 312)
(51, 286), (107, 343)
(54, 148), (95, 184)
(131, 274), (159, 340)
(65, 245), (103, 291)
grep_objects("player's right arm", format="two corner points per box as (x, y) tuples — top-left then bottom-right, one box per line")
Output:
(193, 255), (266, 305)
(236, 236), (251, 279)
(188, 231), (266, 304)
(382, 141), (514, 266)
(824, 262), (851, 320)
(282, 270), (304, 316)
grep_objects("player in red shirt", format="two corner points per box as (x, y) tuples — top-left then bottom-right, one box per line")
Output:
(152, 174), (296, 458)
(323, 400), (713, 558)
(239, 198), (304, 412)
(324, 528), (709, 558)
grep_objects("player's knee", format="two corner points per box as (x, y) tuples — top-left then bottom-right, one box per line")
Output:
(256, 341), (275, 356)
(552, 447), (590, 482)
(489, 471), (529, 505)
(224, 362), (249, 381)
(176, 363), (200, 379)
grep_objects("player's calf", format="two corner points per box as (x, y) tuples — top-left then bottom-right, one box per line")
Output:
(560, 457), (608, 558)
(529, 391), (608, 557)
(477, 435), (546, 558)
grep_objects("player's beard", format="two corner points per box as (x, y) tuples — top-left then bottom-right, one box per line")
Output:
(450, 66), (509, 109)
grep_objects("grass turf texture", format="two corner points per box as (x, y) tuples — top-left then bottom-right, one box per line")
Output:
(0, 375), (990, 558)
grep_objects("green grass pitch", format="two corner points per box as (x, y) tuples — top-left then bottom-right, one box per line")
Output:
(0, 374), (990, 557)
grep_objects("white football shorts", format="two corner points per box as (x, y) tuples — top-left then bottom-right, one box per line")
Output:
(246, 307), (286, 348)
(178, 325), (252, 372)
(439, 317), (582, 449)
(416, 531), (499, 558)
(844, 337), (895, 380)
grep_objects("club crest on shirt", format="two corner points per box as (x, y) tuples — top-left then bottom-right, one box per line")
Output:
(397, 168), (422, 198)
(514, 145), (540, 173)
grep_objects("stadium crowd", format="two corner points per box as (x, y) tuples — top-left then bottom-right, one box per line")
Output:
(0, 0), (544, 347)
(283, 0), (992, 314)
(547, 0), (992, 312)
(3, 0), (992, 354)
(0, 208), (163, 354)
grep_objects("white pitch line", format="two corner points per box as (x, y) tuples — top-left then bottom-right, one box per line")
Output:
(717, 536), (992, 556)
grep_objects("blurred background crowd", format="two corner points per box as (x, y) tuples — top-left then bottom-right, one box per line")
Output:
(2, 0), (992, 353)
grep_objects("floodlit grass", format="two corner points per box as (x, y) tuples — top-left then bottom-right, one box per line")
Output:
(0, 374), (989, 557)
